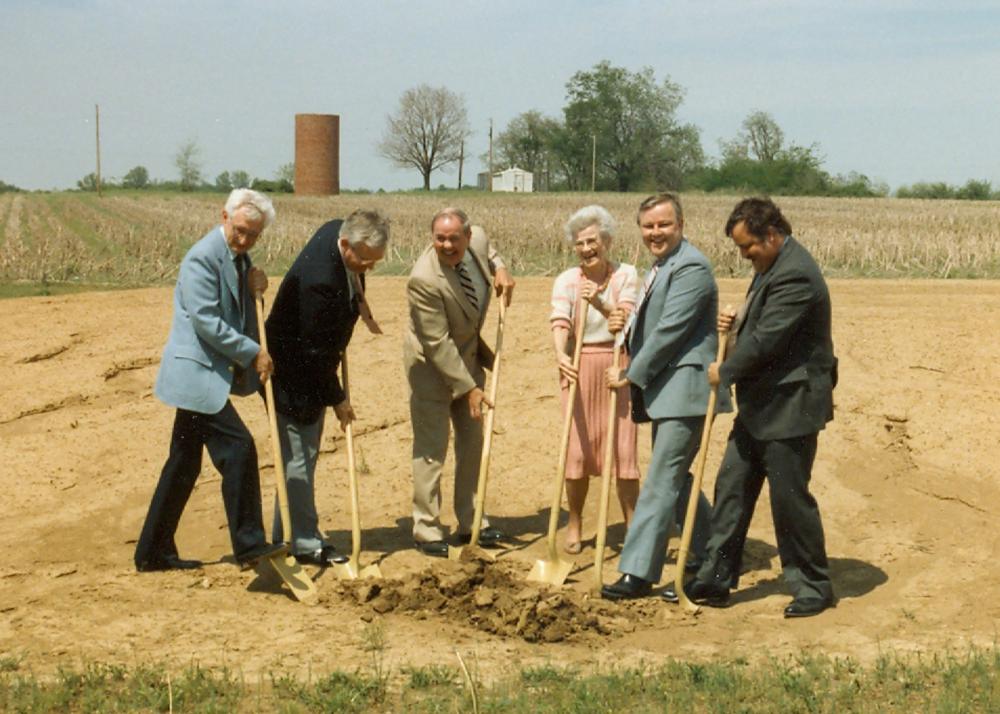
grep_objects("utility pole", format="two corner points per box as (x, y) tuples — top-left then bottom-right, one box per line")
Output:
(488, 119), (494, 192)
(590, 134), (596, 192)
(457, 140), (464, 189)
(95, 104), (102, 197)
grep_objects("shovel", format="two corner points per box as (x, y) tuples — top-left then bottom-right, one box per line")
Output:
(331, 352), (383, 580)
(450, 299), (507, 561)
(253, 293), (318, 604)
(674, 324), (729, 614)
(590, 335), (624, 595)
(527, 299), (588, 586)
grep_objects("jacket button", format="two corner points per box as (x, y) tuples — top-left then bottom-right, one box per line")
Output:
(227, 365), (234, 372)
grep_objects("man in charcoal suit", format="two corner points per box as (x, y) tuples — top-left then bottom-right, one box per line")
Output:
(667, 196), (838, 618)
(264, 209), (389, 566)
(135, 188), (285, 572)
(600, 192), (731, 600)
(403, 208), (515, 556)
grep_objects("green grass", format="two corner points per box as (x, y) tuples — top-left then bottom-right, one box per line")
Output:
(2, 650), (999, 712)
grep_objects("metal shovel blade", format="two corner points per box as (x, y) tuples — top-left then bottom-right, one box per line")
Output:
(448, 544), (495, 563)
(260, 553), (319, 604)
(527, 556), (574, 586)
(331, 558), (383, 580)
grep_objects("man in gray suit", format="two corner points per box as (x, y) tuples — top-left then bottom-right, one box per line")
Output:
(667, 197), (837, 618)
(601, 192), (730, 600)
(134, 189), (285, 572)
(403, 208), (514, 556)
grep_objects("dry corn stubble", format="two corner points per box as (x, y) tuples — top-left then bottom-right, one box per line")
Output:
(2, 191), (999, 285)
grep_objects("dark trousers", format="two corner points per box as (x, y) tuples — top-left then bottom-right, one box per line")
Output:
(134, 402), (266, 568)
(696, 418), (833, 601)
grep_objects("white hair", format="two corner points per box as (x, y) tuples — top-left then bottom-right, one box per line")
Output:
(225, 188), (276, 229)
(340, 209), (390, 249)
(564, 204), (615, 244)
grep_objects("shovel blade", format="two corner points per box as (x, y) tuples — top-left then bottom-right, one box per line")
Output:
(332, 559), (383, 581)
(448, 544), (495, 563)
(527, 557), (573, 587)
(264, 554), (318, 604)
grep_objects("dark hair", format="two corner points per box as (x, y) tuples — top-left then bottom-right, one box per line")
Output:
(636, 192), (684, 225)
(724, 197), (792, 241)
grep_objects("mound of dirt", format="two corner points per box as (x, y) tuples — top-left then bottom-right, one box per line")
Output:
(330, 556), (644, 643)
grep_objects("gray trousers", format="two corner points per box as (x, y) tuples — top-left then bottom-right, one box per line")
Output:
(272, 410), (327, 555)
(410, 393), (489, 542)
(696, 419), (833, 601)
(618, 416), (712, 584)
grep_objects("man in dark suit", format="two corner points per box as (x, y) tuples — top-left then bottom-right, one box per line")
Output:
(135, 189), (285, 572)
(669, 197), (838, 618)
(265, 210), (389, 566)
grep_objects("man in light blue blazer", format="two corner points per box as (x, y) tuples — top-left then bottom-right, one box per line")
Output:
(134, 189), (284, 572)
(601, 192), (731, 600)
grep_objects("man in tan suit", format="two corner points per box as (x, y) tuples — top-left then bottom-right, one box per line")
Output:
(404, 207), (515, 556)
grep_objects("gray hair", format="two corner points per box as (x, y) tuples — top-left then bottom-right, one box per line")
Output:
(225, 188), (276, 229)
(430, 207), (471, 233)
(340, 209), (390, 249)
(564, 204), (615, 244)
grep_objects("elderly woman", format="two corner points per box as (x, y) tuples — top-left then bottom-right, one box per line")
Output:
(550, 205), (640, 554)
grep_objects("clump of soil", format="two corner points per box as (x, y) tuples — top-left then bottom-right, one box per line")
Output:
(330, 554), (645, 642)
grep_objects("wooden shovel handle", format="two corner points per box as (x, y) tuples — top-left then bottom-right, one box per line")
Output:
(674, 328), (728, 612)
(254, 295), (294, 543)
(542, 299), (589, 560)
(592, 340), (622, 592)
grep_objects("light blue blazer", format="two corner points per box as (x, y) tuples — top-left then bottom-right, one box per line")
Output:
(626, 238), (732, 420)
(154, 227), (262, 415)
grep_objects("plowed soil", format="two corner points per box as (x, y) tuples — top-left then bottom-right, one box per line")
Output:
(2, 277), (999, 677)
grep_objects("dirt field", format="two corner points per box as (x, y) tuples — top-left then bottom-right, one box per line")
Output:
(2, 276), (999, 679)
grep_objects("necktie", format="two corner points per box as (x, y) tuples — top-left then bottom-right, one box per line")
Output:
(350, 273), (383, 335)
(236, 254), (248, 319)
(728, 275), (760, 355)
(455, 262), (479, 313)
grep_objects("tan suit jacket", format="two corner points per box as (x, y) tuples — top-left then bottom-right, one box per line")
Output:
(404, 226), (502, 542)
(403, 226), (497, 400)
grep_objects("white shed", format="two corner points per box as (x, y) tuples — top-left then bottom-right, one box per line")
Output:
(491, 167), (534, 193)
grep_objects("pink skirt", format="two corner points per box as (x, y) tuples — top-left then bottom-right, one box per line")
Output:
(560, 343), (640, 480)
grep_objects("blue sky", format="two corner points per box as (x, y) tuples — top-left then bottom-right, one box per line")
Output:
(3, 0), (999, 191)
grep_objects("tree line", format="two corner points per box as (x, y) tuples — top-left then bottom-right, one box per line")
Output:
(377, 60), (999, 199)
(75, 140), (294, 194)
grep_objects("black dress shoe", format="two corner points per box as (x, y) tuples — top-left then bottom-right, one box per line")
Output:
(455, 527), (505, 546)
(136, 554), (203, 572)
(414, 540), (449, 557)
(784, 597), (833, 618)
(295, 545), (349, 566)
(662, 579), (730, 606)
(600, 574), (653, 601)
(236, 542), (287, 568)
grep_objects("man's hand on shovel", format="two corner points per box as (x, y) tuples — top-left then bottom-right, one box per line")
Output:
(708, 304), (736, 387)
(466, 387), (493, 421)
(251, 273), (273, 384)
(334, 398), (356, 431)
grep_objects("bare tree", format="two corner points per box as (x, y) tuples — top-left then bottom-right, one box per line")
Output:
(741, 111), (784, 162)
(175, 139), (203, 191)
(378, 85), (470, 190)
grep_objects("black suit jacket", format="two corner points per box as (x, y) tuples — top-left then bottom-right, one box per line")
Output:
(266, 220), (361, 423)
(719, 237), (837, 441)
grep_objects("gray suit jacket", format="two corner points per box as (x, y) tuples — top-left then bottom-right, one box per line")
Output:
(626, 238), (731, 421)
(154, 226), (261, 414)
(403, 226), (498, 402)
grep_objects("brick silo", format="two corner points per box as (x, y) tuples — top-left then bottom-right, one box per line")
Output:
(294, 114), (340, 195)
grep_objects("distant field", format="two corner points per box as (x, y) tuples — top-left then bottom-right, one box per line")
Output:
(1, 190), (999, 288)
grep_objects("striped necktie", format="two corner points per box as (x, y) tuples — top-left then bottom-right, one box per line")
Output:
(455, 261), (478, 312)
